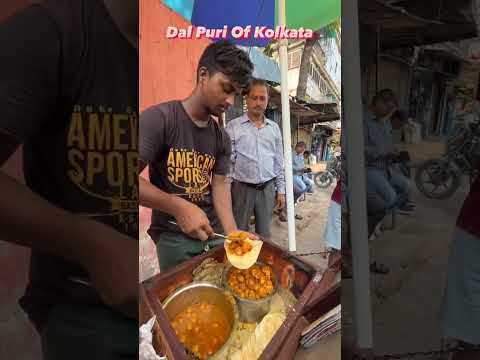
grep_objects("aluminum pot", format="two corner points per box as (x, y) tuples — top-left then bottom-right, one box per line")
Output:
(223, 262), (278, 323)
(162, 282), (238, 359)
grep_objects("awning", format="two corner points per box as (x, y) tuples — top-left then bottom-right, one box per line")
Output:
(237, 46), (281, 83)
(158, 2), (282, 83)
(359, 0), (478, 49)
(315, 121), (341, 131)
(268, 87), (340, 125)
(160, 0), (194, 22)
(425, 38), (480, 64)
(161, 0), (341, 40)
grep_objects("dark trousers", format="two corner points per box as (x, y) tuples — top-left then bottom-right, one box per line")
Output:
(231, 180), (276, 239)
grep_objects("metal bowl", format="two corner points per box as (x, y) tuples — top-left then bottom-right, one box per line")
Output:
(162, 282), (239, 359)
(223, 262), (278, 323)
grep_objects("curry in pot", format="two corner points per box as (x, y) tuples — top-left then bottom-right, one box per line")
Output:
(170, 302), (230, 359)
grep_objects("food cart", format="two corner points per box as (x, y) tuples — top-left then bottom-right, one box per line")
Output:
(140, 239), (340, 360)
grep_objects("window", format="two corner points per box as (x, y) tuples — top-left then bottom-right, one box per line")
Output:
(308, 63), (328, 94)
(320, 78), (331, 96)
(288, 49), (302, 69)
(321, 78), (326, 94)
(288, 52), (294, 69)
(312, 69), (318, 85)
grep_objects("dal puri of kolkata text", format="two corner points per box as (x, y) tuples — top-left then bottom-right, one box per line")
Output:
(170, 302), (231, 360)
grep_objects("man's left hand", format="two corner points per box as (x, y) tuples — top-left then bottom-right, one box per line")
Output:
(276, 194), (286, 211)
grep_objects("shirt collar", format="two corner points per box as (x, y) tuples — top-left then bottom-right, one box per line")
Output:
(241, 113), (272, 127)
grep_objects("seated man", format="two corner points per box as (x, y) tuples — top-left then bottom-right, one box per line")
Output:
(293, 141), (314, 195)
(277, 142), (314, 222)
(364, 89), (413, 216)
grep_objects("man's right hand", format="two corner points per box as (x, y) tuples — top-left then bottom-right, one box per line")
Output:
(139, 174), (214, 241)
(172, 199), (214, 241)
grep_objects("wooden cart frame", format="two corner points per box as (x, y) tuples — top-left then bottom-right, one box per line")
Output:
(140, 239), (340, 360)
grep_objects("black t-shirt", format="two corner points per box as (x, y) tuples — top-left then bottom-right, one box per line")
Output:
(0, 0), (138, 329)
(139, 100), (231, 234)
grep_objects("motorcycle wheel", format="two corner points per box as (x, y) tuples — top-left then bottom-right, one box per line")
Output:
(314, 172), (333, 188)
(415, 159), (461, 199)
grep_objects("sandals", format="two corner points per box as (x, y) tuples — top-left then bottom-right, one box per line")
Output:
(278, 213), (303, 221)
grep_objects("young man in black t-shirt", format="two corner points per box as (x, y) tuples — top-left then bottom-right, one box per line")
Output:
(0, 1), (138, 358)
(139, 41), (256, 271)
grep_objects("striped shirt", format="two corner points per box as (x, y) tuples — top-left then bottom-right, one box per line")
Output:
(225, 114), (285, 194)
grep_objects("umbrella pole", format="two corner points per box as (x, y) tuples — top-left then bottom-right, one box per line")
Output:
(343, 0), (374, 352)
(278, 0), (296, 252)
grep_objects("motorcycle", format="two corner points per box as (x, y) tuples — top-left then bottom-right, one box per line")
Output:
(313, 169), (335, 188)
(313, 155), (341, 188)
(415, 122), (480, 199)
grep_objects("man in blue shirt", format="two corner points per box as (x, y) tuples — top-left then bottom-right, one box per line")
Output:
(293, 141), (314, 195)
(226, 79), (285, 239)
(364, 89), (413, 217)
